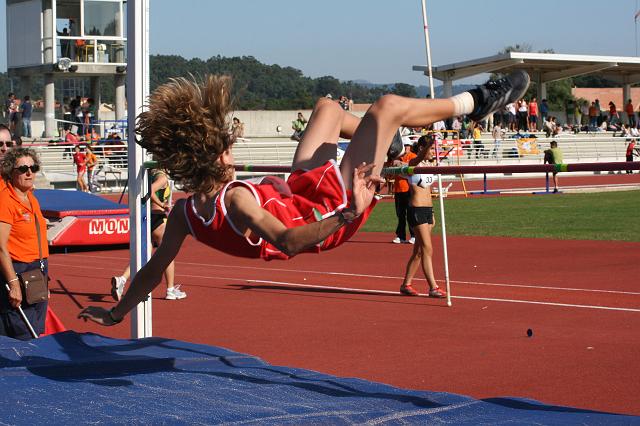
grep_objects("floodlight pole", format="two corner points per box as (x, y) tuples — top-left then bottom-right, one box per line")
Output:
(421, 0), (452, 307)
(127, 0), (152, 338)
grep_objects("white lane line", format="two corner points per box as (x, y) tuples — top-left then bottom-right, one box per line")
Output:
(53, 256), (640, 296)
(245, 279), (640, 313)
(45, 260), (640, 312)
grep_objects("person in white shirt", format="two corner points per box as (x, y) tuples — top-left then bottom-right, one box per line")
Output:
(507, 103), (517, 131)
(491, 123), (503, 158)
(517, 99), (529, 132)
(432, 120), (446, 139)
(451, 116), (462, 135)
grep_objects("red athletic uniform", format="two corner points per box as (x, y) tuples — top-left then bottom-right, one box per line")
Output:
(73, 152), (86, 173)
(184, 160), (377, 260)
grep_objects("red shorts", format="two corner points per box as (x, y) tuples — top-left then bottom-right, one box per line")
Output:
(262, 160), (377, 258)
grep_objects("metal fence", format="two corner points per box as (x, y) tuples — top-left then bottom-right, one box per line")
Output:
(25, 134), (633, 191)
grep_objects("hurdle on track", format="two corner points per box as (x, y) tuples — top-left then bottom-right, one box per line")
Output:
(382, 161), (640, 175)
(143, 160), (640, 175)
(140, 159), (638, 311)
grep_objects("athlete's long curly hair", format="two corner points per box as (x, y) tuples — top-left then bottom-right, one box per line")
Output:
(136, 75), (235, 194)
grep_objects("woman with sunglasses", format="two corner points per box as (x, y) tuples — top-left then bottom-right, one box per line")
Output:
(0, 148), (49, 339)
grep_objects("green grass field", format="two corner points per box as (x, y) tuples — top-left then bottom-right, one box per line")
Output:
(361, 190), (640, 242)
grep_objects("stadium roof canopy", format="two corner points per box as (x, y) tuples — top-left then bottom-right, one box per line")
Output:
(413, 51), (640, 100)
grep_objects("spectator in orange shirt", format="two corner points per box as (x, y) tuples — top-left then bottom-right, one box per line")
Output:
(391, 140), (416, 244)
(588, 102), (598, 128)
(0, 148), (49, 340)
(625, 99), (635, 128)
(85, 145), (99, 192)
(609, 102), (619, 125)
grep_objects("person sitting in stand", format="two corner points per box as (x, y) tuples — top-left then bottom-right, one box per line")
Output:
(78, 71), (530, 325)
(291, 112), (307, 142)
(62, 128), (79, 159)
(231, 117), (245, 139)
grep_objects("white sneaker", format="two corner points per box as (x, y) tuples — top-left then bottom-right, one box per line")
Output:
(111, 276), (126, 301)
(392, 237), (403, 244)
(408, 237), (415, 244)
(166, 284), (187, 300)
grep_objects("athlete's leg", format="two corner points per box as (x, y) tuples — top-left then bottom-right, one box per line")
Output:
(416, 224), (437, 291)
(152, 223), (175, 289)
(341, 70), (530, 187)
(401, 239), (422, 288)
(341, 95), (459, 187)
(121, 265), (130, 280)
(291, 97), (362, 172)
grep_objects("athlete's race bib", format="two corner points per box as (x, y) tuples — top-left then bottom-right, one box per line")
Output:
(408, 173), (434, 188)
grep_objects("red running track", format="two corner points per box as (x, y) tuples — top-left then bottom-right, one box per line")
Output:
(49, 231), (640, 416)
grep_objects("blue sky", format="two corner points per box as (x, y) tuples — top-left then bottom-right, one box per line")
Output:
(1, 0), (638, 85)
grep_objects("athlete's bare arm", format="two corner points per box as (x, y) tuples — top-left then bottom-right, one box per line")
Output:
(226, 163), (382, 256)
(78, 199), (190, 325)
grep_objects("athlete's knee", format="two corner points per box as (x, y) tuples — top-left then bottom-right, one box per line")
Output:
(368, 94), (405, 122)
(313, 96), (339, 112)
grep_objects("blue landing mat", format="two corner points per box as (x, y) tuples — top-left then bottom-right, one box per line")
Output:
(0, 332), (637, 425)
(34, 189), (126, 214)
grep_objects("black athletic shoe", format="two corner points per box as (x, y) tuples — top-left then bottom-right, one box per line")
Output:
(386, 129), (404, 161)
(468, 70), (530, 122)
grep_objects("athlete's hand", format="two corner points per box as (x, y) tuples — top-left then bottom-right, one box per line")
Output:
(78, 306), (120, 326)
(351, 163), (383, 216)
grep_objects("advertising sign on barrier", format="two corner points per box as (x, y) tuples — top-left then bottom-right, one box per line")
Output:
(440, 139), (464, 158)
(517, 138), (540, 155)
(50, 215), (130, 246)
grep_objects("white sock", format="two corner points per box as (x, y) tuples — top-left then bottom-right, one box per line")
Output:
(450, 92), (475, 116)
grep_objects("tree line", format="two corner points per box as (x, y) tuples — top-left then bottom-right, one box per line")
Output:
(0, 52), (619, 111)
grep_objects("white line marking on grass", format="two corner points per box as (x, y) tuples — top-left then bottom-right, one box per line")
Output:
(52, 256), (640, 296)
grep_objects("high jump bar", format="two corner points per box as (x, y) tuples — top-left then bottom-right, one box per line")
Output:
(143, 160), (639, 175)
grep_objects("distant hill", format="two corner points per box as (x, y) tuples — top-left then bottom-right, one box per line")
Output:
(0, 54), (574, 110)
(349, 79), (476, 98)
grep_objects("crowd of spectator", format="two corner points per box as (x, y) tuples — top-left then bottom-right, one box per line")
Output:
(3, 93), (34, 139)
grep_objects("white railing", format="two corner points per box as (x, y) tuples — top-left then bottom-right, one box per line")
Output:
(448, 134), (631, 165)
(24, 135), (632, 190)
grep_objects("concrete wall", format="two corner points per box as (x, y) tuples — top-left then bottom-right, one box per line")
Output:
(231, 109), (365, 137)
(24, 109), (370, 139)
(19, 110), (117, 139)
(24, 108), (577, 139)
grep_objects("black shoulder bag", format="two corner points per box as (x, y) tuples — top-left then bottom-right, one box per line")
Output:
(18, 214), (48, 305)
